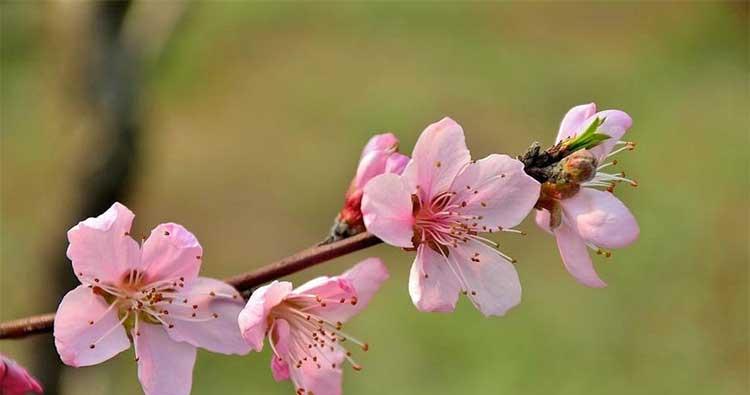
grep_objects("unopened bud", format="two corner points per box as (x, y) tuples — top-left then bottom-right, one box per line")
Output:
(554, 149), (598, 184)
(322, 133), (410, 244)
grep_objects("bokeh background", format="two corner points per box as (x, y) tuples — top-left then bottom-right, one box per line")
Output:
(1, 2), (747, 395)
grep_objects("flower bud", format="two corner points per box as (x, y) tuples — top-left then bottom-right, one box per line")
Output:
(327, 133), (409, 242)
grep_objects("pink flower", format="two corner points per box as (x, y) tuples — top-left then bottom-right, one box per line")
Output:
(1, 354), (43, 395)
(332, 134), (409, 240)
(535, 103), (640, 287)
(361, 118), (540, 316)
(238, 258), (389, 395)
(54, 203), (250, 395)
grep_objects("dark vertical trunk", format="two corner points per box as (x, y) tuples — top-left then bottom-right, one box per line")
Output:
(32, 2), (140, 393)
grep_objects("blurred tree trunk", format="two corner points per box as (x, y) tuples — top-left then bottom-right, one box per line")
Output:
(32, 2), (140, 393)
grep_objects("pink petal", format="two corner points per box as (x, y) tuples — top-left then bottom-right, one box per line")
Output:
(385, 152), (409, 175)
(271, 320), (346, 395)
(66, 202), (141, 285)
(293, 258), (389, 322)
(270, 354), (291, 382)
(452, 241), (522, 317)
(134, 323), (196, 395)
(141, 223), (202, 286)
(338, 257), (389, 314)
(352, 151), (393, 191)
(0, 354), (43, 395)
(451, 154), (540, 229)
(561, 188), (639, 249)
(556, 103), (597, 143)
(401, 117), (471, 201)
(269, 318), (291, 382)
(351, 133), (402, 190)
(238, 281), (293, 352)
(408, 245), (461, 313)
(163, 277), (251, 355)
(361, 173), (415, 248)
(289, 348), (345, 395)
(553, 223), (607, 288)
(362, 133), (398, 155)
(534, 209), (553, 235)
(54, 285), (130, 367)
(586, 110), (632, 161)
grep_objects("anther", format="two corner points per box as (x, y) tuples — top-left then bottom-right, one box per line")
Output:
(164, 231), (170, 236)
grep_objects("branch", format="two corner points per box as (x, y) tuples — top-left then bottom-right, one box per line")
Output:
(0, 232), (381, 340)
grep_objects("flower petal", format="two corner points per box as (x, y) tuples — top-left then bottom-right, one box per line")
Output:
(362, 133), (399, 155)
(271, 319), (346, 395)
(0, 354), (43, 395)
(556, 103), (597, 143)
(562, 188), (639, 249)
(134, 323), (197, 395)
(535, 209), (554, 235)
(338, 257), (389, 316)
(163, 277), (251, 355)
(401, 117), (471, 201)
(293, 258), (389, 322)
(350, 133), (405, 190)
(451, 154), (540, 230)
(408, 246), (461, 313)
(586, 110), (632, 161)
(141, 223), (202, 285)
(352, 151), (392, 191)
(452, 241), (522, 317)
(238, 281), (293, 352)
(66, 202), (141, 285)
(385, 152), (409, 175)
(290, 360), (344, 395)
(289, 347), (345, 395)
(54, 285), (130, 367)
(553, 223), (607, 288)
(362, 173), (415, 248)
(269, 318), (291, 382)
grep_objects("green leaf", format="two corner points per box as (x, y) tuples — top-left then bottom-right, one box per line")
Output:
(563, 117), (611, 152)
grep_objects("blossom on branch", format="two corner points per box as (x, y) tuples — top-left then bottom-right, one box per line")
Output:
(54, 203), (250, 395)
(0, 354), (43, 395)
(238, 258), (388, 395)
(361, 117), (540, 316)
(535, 103), (639, 287)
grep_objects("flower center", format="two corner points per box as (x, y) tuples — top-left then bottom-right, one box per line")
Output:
(82, 269), (238, 353)
(268, 294), (368, 381)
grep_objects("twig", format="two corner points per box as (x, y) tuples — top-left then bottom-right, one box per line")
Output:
(0, 232), (381, 339)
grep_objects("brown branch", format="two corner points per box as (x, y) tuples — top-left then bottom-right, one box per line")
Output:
(0, 232), (381, 340)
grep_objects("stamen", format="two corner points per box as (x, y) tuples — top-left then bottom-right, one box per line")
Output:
(89, 310), (130, 350)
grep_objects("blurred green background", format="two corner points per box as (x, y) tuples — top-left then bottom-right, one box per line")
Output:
(1, 2), (747, 395)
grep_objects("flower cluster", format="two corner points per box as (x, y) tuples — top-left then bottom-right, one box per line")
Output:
(0, 103), (640, 395)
